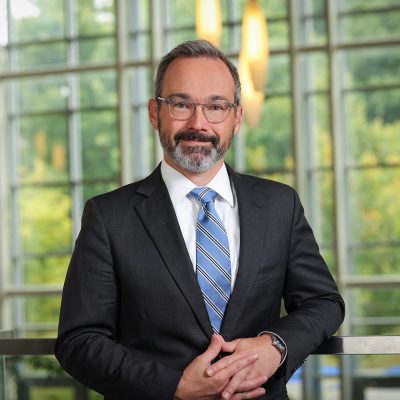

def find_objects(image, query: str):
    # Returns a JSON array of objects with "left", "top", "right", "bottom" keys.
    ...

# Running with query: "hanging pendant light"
[
  {"left": 239, "top": 52, "right": 264, "bottom": 128},
  {"left": 195, "top": 0, "right": 222, "bottom": 47},
  {"left": 242, "top": 0, "right": 269, "bottom": 92}
]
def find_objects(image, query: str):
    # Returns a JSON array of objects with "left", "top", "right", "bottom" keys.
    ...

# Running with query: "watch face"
[{"left": 272, "top": 335, "right": 285, "bottom": 353}]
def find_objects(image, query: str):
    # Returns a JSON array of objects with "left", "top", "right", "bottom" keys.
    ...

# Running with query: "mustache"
[{"left": 174, "top": 131, "right": 219, "bottom": 146}]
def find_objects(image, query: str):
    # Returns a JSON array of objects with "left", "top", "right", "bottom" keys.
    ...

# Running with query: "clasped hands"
[{"left": 174, "top": 333, "right": 282, "bottom": 400}]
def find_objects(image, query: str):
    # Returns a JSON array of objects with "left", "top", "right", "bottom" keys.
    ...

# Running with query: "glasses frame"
[{"left": 156, "top": 96, "right": 238, "bottom": 123}]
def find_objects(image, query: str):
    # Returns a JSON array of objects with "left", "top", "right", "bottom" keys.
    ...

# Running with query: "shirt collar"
[{"left": 161, "top": 160, "right": 235, "bottom": 207}]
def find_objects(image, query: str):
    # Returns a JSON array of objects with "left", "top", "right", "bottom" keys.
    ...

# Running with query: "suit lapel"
[
  {"left": 132, "top": 166, "right": 213, "bottom": 337},
  {"left": 221, "top": 167, "right": 269, "bottom": 339}
]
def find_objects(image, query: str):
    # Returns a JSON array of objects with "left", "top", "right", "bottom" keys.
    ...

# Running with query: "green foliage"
[
  {"left": 77, "top": 0, "right": 115, "bottom": 36},
  {"left": 244, "top": 96, "right": 293, "bottom": 173},
  {"left": 81, "top": 110, "right": 120, "bottom": 179},
  {"left": 11, "top": 0, "right": 116, "bottom": 70},
  {"left": 13, "top": 0, "right": 65, "bottom": 42},
  {"left": 343, "top": 0, "right": 400, "bottom": 9},
  {"left": 347, "top": 99, "right": 400, "bottom": 246},
  {"left": 20, "top": 184, "right": 72, "bottom": 255}
]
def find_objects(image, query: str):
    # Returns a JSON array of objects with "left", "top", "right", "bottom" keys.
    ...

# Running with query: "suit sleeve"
[
  {"left": 55, "top": 199, "right": 182, "bottom": 399},
  {"left": 266, "top": 189, "right": 345, "bottom": 382}
]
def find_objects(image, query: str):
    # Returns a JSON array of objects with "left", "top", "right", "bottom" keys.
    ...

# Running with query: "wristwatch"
[{"left": 270, "top": 334, "right": 286, "bottom": 361}]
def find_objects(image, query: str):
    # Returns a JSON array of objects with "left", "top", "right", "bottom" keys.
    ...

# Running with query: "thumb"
[
  {"left": 220, "top": 338, "right": 241, "bottom": 353},
  {"left": 201, "top": 334, "right": 222, "bottom": 364}
]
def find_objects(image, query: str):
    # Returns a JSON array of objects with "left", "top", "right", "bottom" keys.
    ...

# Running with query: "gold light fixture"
[
  {"left": 241, "top": 0, "right": 269, "bottom": 92},
  {"left": 239, "top": 52, "right": 264, "bottom": 128},
  {"left": 195, "top": 0, "right": 222, "bottom": 47}
]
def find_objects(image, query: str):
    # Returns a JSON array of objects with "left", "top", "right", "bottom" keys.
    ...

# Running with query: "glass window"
[
  {"left": 299, "top": 0, "right": 327, "bottom": 45},
  {"left": 339, "top": 0, "right": 400, "bottom": 42},
  {"left": 18, "top": 116, "right": 69, "bottom": 183},
  {"left": 128, "top": 0, "right": 150, "bottom": 60},
  {"left": 14, "top": 43, "right": 67, "bottom": 71},
  {"left": 343, "top": 47, "right": 400, "bottom": 88},
  {"left": 244, "top": 96, "right": 293, "bottom": 174},
  {"left": 349, "top": 168, "right": 400, "bottom": 243},
  {"left": 10, "top": 0, "right": 65, "bottom": 42},
  {"left": 17, "top": 76, "right": 69, "bottom": 113},
  {"left": 81, "top": 110, "right": 119, "bottom": 180},
  {"left": 18, "top": 186, "right": 72, "bottom": 255},
  {"left": 79, "top": 37, "right": 115, "bottom": 63},
  {"left": 77, "top": 0, "right": 115, "bottom": 35},
  {"left": 267, "top": 54, "right": 290, "bottom": 94},
  {"left": 1, "top": 0, "right": 120, "bottom": 337},
  {"left": 1, "top": 1, "right": 400, "bottom": 399}
]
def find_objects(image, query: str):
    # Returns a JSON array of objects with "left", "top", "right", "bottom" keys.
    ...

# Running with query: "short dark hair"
[{"left": 155, "top": 39, "right": 241, "bottom": 105}]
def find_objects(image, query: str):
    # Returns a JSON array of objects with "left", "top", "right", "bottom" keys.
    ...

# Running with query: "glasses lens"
[
  {"left": 169, "top": 99, "right": 193, "bottom": 120},
  {"left": 203, "top": 102, "right": 231, "bottom": 123}
]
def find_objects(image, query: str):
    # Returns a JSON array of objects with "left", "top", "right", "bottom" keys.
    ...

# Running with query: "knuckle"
[
  {"left": 213, "top": 375, "right": 226, "bottom": 388},
  {"left": 235, "top": 358, "right": 249, "bottom": 371}
]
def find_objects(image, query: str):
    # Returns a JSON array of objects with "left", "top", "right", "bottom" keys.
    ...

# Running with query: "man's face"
[{"left": 149, "top": 57, "right": 242, "bottom": 174}]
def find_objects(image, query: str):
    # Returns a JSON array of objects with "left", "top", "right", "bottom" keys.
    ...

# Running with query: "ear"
[
  {"left": 233, "top": 104, "right": 243, "bottom": 136},
  {"left": 148, "top": 98, "right": 159, "bottom": 130}
]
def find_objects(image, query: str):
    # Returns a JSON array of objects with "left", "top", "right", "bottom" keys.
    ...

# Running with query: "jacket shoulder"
[
  {"left": 92, "top": 181, "right": 141, "bottom": 203},
  {"left": 89, "top": 166, "right": 163, "bottom": 210}
]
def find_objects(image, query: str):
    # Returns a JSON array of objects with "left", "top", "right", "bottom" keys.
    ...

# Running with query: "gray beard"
[
  {"left": 167, "top": 144, "right": 222, "bottom": 172},
  {"left": 159, "top": 130, "right": 233, "bottom": 173}
]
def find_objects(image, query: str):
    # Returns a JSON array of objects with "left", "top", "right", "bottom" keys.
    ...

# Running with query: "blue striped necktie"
[{"left": 190, "top": 187, "right": 231, "bottom": 333}]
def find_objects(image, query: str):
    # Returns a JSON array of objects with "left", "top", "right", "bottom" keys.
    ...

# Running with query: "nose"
[{"left": 187, "top": 105, "right": 208, "bottom": 131}]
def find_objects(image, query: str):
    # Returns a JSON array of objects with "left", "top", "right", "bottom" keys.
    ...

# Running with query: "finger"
[
  {"left": 212, "top": 355, "right": 259, "bottom": 395},
  {"left": 201, "top": 334, "right": 223, "bottom": 364},
  {"left": 220, "top": 368, "right": 249, "bottom": 400},
  {"left": 235, "top": 374, "right": 269, "bottom": 392},
  {"left": 221, "top": 368, "right": 268, "bottom": 399},
  {"left": 206, "top": 351, "right": 257, "bottom": 377},
  {"left": 229, "top": 387, "right": 266, "bottom": 400},
  {"left": 220, "top": 338, "right": 241, "bottom": 353}
]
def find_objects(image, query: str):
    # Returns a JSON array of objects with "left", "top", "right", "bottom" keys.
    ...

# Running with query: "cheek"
[
  {"left": 159, "top": 118, "right": 187, "bottom": 136},
  {"left": 219, "top": 122, "right": 237, "bottom": 141}
]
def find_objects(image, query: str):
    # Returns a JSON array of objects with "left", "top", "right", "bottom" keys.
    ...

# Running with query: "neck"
[{"left": 164, "top": 157, "right": 224, "bottom": 186}]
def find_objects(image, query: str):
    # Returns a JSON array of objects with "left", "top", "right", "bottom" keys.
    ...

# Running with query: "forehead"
[{"left": 161, "top": 56, "right": 235, "bottom": 101}]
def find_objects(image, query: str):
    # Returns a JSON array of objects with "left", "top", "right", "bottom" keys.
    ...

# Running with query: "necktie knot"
[{"left": 190, "top": 187, "right": 219, "bottom": 205}]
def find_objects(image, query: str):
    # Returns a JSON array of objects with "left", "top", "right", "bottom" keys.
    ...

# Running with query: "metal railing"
[
  {"left": 0, "top": 336, "right": 400, "bottom": 355},
  {"left": 1, "top": 336, "right": 399, "bottom": 400}
]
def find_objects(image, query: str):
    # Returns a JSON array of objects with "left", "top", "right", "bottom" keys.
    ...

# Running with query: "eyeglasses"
[{"left": 157, "top": 96, "right": 237, "bottom": 123}]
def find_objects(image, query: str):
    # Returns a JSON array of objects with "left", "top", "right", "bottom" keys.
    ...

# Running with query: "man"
[{"left": 55, "top": 40, "right": 344, "bottom": 400}]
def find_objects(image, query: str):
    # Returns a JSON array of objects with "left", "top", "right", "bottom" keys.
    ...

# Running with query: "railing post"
[
  {"left": 0, "top": 331, "right": 12, "bottom": 400},
  {"left": 0, "top": 354, "right": 4, "bottom": 400},
  {"left": 302, "top": 355, "right": 321, "bottom": 400}
]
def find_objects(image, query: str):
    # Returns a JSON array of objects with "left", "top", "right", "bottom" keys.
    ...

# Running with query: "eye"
[
  {"left": 171, "top": 100, "right": 191, "bottom": 110},
  {"left": 208, "top": 102, "right": 228, "bottom": 111}
]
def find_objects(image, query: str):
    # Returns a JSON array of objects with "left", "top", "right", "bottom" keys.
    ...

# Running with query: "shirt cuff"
[{"left": 258, "top": 330, "right": 287, "bottom": 367}]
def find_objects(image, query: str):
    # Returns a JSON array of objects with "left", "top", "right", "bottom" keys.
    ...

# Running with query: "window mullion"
[
  {"left": 150, "top": 0, "right": 166, "bottom": 164},
  {"left": 66, "top": 0, "right": 83, "bottom": 240},
  {"left": 0, "top": 78, "right": 11, "bottom": 330},
  {"left": 7, "top": 0, "right": 24, "bottom": 332},
  {"left": 327, "top": 0, "right": 353, "bottom": 398},
  {"left": 116, "top": 0, "right": 132, "bottom": 185},
  {"left": 289, "top": 0, "right": 307, "bottom": 202}
]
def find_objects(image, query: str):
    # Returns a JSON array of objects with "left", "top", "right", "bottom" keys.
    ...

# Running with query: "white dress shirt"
[{"left": 161, "top": 160, "right": 240, "bottom": 288}]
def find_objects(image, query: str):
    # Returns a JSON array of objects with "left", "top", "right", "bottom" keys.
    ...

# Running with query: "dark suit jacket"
[{"left": 55, "top": 164, "right": 344, "bottom": 400}]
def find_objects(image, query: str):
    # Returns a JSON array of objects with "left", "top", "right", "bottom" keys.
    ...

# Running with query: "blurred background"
[{"left": 0, "top": 0, "right": 399, "bottom": 399}]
